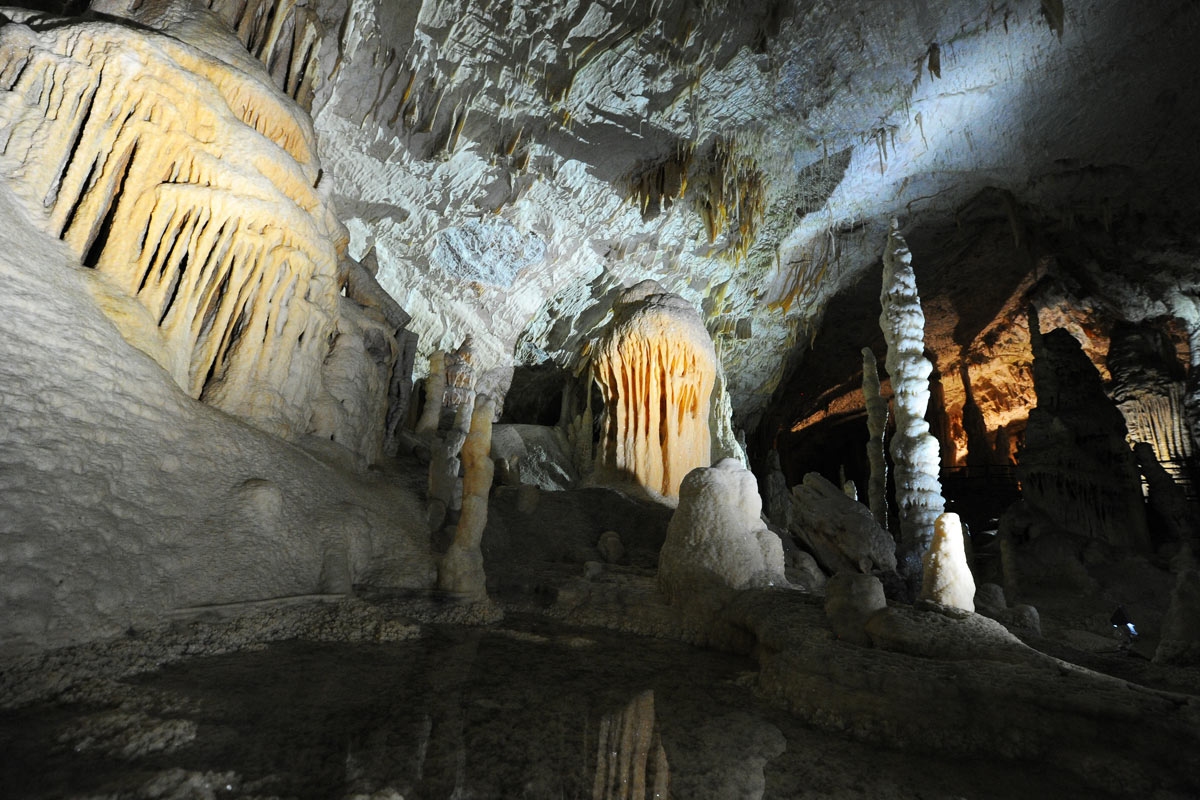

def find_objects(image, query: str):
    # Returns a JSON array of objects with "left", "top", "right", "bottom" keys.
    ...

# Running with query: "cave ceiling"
[
  {"left": 16, "top": 0, "right": 1199, "bottom": 430},
  {"left": 306, "top": 0, "right": 1200, "bottom": 429}
]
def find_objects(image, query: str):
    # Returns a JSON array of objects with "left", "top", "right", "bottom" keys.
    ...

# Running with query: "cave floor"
[{"left": 0, "top": 604, "right": 1128, "bottom": 800}]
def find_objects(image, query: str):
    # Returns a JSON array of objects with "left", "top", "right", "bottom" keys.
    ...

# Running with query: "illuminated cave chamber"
[{"left": 3, "top": 0, "right": 1200, "bottom": 796}]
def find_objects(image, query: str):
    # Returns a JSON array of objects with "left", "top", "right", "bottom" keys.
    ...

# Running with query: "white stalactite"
[{"left": 879, "top": 220, "right": 944, "bottom": 558}]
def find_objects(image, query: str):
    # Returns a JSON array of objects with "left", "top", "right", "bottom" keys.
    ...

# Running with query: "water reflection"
[
  {"left": 592, "top": 689, "right": 668, "bottom": 799},
  {"left": 0, "top": 616, "right": 1104, "bottom": 799}
]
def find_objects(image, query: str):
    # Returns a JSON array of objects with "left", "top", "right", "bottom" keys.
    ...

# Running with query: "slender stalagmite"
[
  {"left": 439, "top": 393, "right": 496, "bottom": 598},
  {"left": 879, "top": 220, "right": 944, "bottom": 571},
  {"left": 861, "top": 346, "right": 889, "bottom": 530},
  {"left": 415, "top": 351, "right": 447, "bottom": 436}
]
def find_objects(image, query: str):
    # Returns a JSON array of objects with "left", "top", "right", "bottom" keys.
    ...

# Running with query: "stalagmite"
[
  {"left": 879, "top": 220, "right": 944, "bottom": 564},
  {"left": 658, "top": 459, "right": 786, "bottom": 605},
  {"left": 920, "top": 513, "right": 976, "bottom": 612},
  {"left": 439, "top": 394, "right": 496, "bottom": 599},
  {"left": 592, "top": 280, "right": 717, "bottom": 499},
  {"left": 415, "top": 351, "right": 448, "bottom": 436},
  {"left": 444, "top": 335, "right": 478, "bottom": 413},
  {"left": 763, "top": 449, "right": 793, "bottom": 530},
  {"left": 428, "top": 398, "right": 472, "bottom": 532}
]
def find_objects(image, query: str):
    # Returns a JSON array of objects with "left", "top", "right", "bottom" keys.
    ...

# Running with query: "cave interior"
[{"left": 2, "top": 0, "right": 1200, "bottom": 797}]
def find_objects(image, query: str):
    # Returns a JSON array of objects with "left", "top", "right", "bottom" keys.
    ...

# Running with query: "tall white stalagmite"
[
  {"left": 879, "top": 220, "right": 944, "bottom": 562},
  {"left": 861, "top": 347, "right": 889, "bottom": 530}
]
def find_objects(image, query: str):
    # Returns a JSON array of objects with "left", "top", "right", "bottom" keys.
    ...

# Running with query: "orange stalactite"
[{"left": 592, "top": 281, "right": 716, "bottom": 499}]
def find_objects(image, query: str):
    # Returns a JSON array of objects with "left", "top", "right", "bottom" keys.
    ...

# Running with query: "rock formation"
[
  {"left": 1108, "top": 321, "right": 1194, "bottom": 492},
  {"left": 763, "top": 449, "right": 793, "bottom": 530},
  {"left": 443, "top": 335, "right": 478, "bottom": 413},
  {"left": 861, "top": 347, "right": 890, "bottom": 530},
  {"left": 919, "top": 513, "right": 976, "bottom": 612},
  {"left": 824, "top": 572, "right": 887, "bottom": 646},
  {"left": 438, "top": 393, "right": 496, "bottom": 599},
  {"left": 415, "top": 350, "right": 448, "bottom": 437},
  {"left": 658, "top": 459, "right": 786, "bottom": 605},
  {"left": 879, "top": 220, "right": 944, "bottom": 563},
  {"left": 1019, "top": 311, "right": 1151, "bottom": 550},
  {"left": 592, "top": 280, "right": 717, "bottom": 499},
  {"left": 0, "top": 1, "right": 412, "bottom": 463},
  {"left": 789, "top": 472, "right": 897, "bottom": 575}
]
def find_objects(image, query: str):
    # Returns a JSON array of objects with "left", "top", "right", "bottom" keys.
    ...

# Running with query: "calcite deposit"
[
  {"left": 592, "top": 280, "right": 717, "bottom": 499},
  {"left": 919, "top": 513, "right": 976, "bottom": 612},
  {"left": 657, "top": 459, "right": 786, "bottom": 604},
  {"left": 3, "top": 0, "right": 1200, "bottom": 796},
  {"left": 879, "top": 221, "right": 944, "bottom": 561}
]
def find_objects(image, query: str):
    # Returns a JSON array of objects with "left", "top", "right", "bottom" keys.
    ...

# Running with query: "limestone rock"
[
  {"left": 597, "top": 531, "right": 624, "bottom": 564},
  {"left": 785, "top": 550, "right": 827, "bottom": 593},
  {"left": 763, "top": 450, "right": 793, "bottom": 530},
  {"left": 490, "top": 424, "right": 577, "bottom": 491},
  {"left": 0, "top": 8, "right": 384, "bottom": 448},
  {"left": 865, "top": 603, "right": 1033, "bottom": 663},
  {"left": 823, "top": 573, "right": 886, "bottom": 646},
  {"left": 974, "top": 582, "right": 1007, "bottom": 616},
  {"left": 919, "top": 513, "right": 976, "bottom": 612},
  {"left": 789, "top": 472, "right": 897, "bottom": 575},
  {"left": 439, "top": 394, "right": 497, "bottom": 599},
  {"left": 0, "top": 185, "right": 435, "bottom": 652},
  {"left": 657, "top": 459, "right": 786, "bottom": 605},
  {"left": 1155, "top": 567, "right": 1200, "bottom": 665},
  {"left": 1019, "top": 318, "right": 1151, "bottom": 550}
]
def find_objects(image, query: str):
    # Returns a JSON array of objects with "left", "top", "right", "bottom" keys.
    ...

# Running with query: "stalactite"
[
  {"left": 204, "top": 0, "right": 325, "bottom": 111},
  {"left": 565, "top": 368, "right": 595, "bottom": 478},
  {"left": 1108, "top": 321, "right": 1194, "bottom": 493},
  {"left": 861, "top": 346, "right": 889, "bottom": 530},
  {"left": 0, "top": 12, "right": 368, "bottom": 442},
  {"left": 592, "top": 280, "right": 717, "bottom": 499},
  {"left": 879, "top": 220, "right": 944, "bottom": 563},
  {"left": 439, "top": 394, "right": 496, "bottom": 599},
  {"left": 443, "top": 335, "right": 477, "bottom": 413},
  {"left": 428, "top": 396, "right": 473, "bottom": 532}
]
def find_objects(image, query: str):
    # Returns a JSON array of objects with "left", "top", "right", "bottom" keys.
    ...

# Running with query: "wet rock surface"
[{"left": 0, "top": 603, "right": 1121, "bottom": 800}]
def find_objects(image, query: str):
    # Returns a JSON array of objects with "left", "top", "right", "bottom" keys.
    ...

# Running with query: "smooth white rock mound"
[
  {"left": 658, "top": 459, "right": 786, "bottom": 604},
  {"left": 920, "top": 513, "right": 976, "bottom": 612}
]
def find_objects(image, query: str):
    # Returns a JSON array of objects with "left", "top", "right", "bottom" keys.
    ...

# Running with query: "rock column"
[
  {"left": 438, "top": 394, "right": 496, "bottom": 599},
  {"left": 879, "top": 220, "right": 944, "bottom": 566}
]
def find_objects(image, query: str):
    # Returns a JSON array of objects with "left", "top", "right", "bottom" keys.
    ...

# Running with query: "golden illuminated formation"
[
  {"left": 592, "top": 280, "right": 717, "bottom": 498},
  {"left": 0, "top": 9, "right": 346, "bottom": 439}
]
